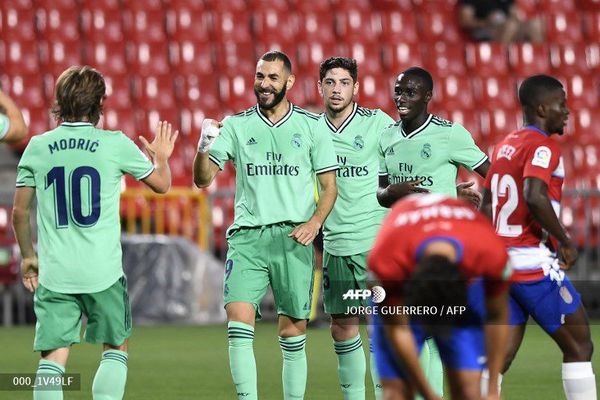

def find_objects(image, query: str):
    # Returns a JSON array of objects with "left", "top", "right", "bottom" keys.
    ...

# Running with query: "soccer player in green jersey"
[
  {"left": 12, "top": 66, "right": 178, "bottom": 400},
  {"left": 193, "top": 51, "right": 338, "bottom": 400},
  {"left": 376, "top": 67, "right": 489, "bottom": 398},
  {"left": 316, "top": 57, "right": 395, "bottom": 400},
  {"left": 0, "top": 89, "right": 28, "bottom": 143}
]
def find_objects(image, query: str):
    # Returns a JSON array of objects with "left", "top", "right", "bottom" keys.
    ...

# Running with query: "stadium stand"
[{"left": 1, "top": 0, "right": 599, "bottom": 256}]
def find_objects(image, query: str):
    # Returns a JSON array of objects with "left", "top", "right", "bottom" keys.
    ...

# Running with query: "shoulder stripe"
[
  {"left": 232, "top": 106, "right": 256, "bottom": 117},
  {"left": 293, "top": 107, "right": 320, "bottom": 120}
]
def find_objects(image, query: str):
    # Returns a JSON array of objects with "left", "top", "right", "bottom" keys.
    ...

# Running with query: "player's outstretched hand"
[
  {"left": 558, "top": 240, "right": 578, "bottom": 270},
  {"left": 457, "top": 181, "right": 482, "bottom": 208},
  {"left": 21, "top": 256, "right": 38, "bottom": 293},
  {"left": 387, "top": 179, "right": 429, "bottom": 200},
  {"left": 289, "top": 218, "right": 321, "bottom": 246},
  {"left": 139, "top": 120, "right": 179, "bottom": 162},
  {"left": 197, "top": 119, "right": 223, "bottom": 153}
]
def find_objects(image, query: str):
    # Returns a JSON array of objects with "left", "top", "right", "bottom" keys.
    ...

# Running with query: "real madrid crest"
[
  {"left": 291, "top": 133, "right": 302, "bottom": 149},
  {"left": 353, "top": 135, "right": 364, "bottom": 150},
  {"left": 421, "top": 143, "right": 432, "bottom": 159}
]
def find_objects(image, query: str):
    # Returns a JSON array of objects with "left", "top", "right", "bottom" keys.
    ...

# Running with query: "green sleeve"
[
  {"left": 311, "top": 121, "right": 339, "bottom": 174},
  {"left": 376, "top": 112, "right": 394, "bottom": 176},
  {"left": 208, "top": 117, "right": 235, "bottom": 170},
  {"left": 0, "top": 114, "right": 9, "bottom": 140},
  {"left": 448, "top": 123, "right": 488, "bottom": 171},
  {"left": 16, "top": 139, "right": 36, "bottom": 187},
  {"left": 119, "top": 134, "right": 155, "bottom": 180}
]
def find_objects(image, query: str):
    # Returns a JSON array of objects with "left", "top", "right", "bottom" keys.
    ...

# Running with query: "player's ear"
[
  {"left": 353, "top": 81, "right": 359, "bottom": 97},
  {"left": 317, "top": 79, "right": 323, "bottom": 97},
  {"left": 424, "top": 90, "right": 433, "bottom": 103},
  {"left": 286, "top": 73, "right": 295, "bottom": 91}
]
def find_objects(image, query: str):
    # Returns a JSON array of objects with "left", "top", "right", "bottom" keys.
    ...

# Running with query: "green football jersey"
[
  {"left": 378, "top": 114, "right": 487, "bottom": 197},
  {"left": 209, "top": 104, "right": 338, "bottom": 234},
  {"left": 16, "top": 122, "right": 154, "bottom": 294},
  {"left": 0, "top": 114, "right": 9, "bottom": 140},
  {"left": 320, "top": 104, "right": 394, "bottom": 256}
]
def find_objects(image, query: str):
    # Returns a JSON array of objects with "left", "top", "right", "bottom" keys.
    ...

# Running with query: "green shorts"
[
  {"left": 323, "top": 251, "right": 368, "bottom": 315},
  {"left": 33, "top": 276, "right": 132, "bottom": 352},
  {"left": 223, "top": 223, "right": 315, "bottom": 320}
]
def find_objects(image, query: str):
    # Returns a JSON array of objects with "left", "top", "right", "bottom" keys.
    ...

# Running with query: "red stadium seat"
[
  {"left": 330, "top": 0, "right": 371, "bottom": 11},
  {"left": 479, "top": 107, "right": 520, "bottom": 145},
  {"left": 121, "top": 0, "right": 163, "bottom": 12},
  {"left": 583, "top": 11, "right": 600, "bottom": 42},
  {"left": 377, "top": 11, "right": 419, "bottom": 44},
  {"left": 297, "top": 42, "right": 337, "bottom": 76},
  {"left": 381, "top": 42, "right": 423, "bottom": 74},
  {"left": 433, "top": 75, "right": 475, "bottom": 111},
  {"left": 335, "top": 42, "right": 382, "bottom": 75},
  {"left": 168, "top": 0, "right": 206, "bottom": 11},
  {"left": 103, "top": 74, "right": 134, "bottom": 110},
  {"left": 412, "top": 0, "right": 458, "bottom": 13},
  {"left": 579, "top": 0, "right": 600, "bottom": 10},
  {"left": 538, "top": 0, "right": 576, "bottom": 12},
  {"left": 357, "top": 75, "right": 393, "bottom": 108},
  {"left": 335, "top": 10, "right": 378, "bottom": 43},
  {"left": 423, "top": 42, "right": 467, "bottom": 78},
  {"left": 297, "top": 13, "right": 336, "bottom": 46},
  {"left": 210, "top": 11, "right": 252, "bottom": 44},
  {"left": 101, "top": 108, "right": 137, "bottom": 139},
  {"left": 1, "top": 73, "right": 46, "bottom": 109},
  {"left": 1, "top": 8, "right": 36, "bottom": 41},
  {"left": 1, "top": 0, "right": 33, "bottom": 10},
  {"left": 135, "top": 107, "right": 180, "bottom": 140},
  {"left": 288, "top": 0, "right": 331, "bottom": 13},
  {"left": 214, "top": 42, "right": 256, "bottom": 76},
  {"left": 36, "top": 8, "right": 80, "bottom": 41},
  {"left": 169, "top": 41, "right": 214, "bottom": 76},
  {"left": 252, "top": 10, "right": 297, "bottom": 47},
  {"left": 473, "top": 76, "right": 518, "bottom": 109},
  {"left": 570, "top": 108, "right": 600, "bottom": 144},
  {"left": 218, "top": 73, "right": 257, "bottom": 113},
  {"left": 508, "top": 43, "right": 551, "bottom": 76},
  {"left": 254, "top": 41, "right": 298, "bottom": 61},
  {"left": 288, "top": 75, "right": 320, "bottom": 107},
  {"left": 550, "top": 44, "right": 591, "bottom": 75},
  {"left": 80, "top": 0, "right": 120, "bottom": 11},
  {"left": 176, "top": 75, "right": 220, "bottom": 111},
  {"left": 180, "top": 107, "right": 223, "bottom": 145},
  {"left": 3, "top": 40, "right": 40, "bottom": 75},
  {"left": 39, "top": 40, "right": 83, "bottom": 78},
  {"left": 204, "top": 0, "right": 247, "bottom": 12},
  {"left": 465, "top": 42, "right": 509, "bottom": 77},
  {"left": 545, "top": 12, "right": 583, "bottom": 44},
  {"left": 247, "top": 0, "right": 290, "bottom": 11},
  {"left": 126, "top": 41, "right": 170, "bottom": 76},
  {"left": 21, "top": 106, "right": 51, "bottom": 136},
  {"left": 133, "top": 75, "right": 177, "bottom": 111},
  {"left": 122, "top": 9, "right": 167, "bottom": 43},
  {"left": 370, "top": 0, "right": 414, "bottom": 11},
  {"left": 587, "top": 44, "right": 600, "bottom": 72},
  {"left": 84, "top": 41, "right": 128, "bottom": 75},
  {"left": 166, "top": 8, "right": 210, "bottom": 43},
  {"left": 81, "top": 8, "right": 125, "bottom": 43},
  {"left": 558, "top": 74, "right": 599, "bottom": 109},
  {"left": 418, "top": 12, "right": 463, "bottom": 44}
]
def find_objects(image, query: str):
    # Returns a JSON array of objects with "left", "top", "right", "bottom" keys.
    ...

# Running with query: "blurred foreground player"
[
  {"left": 369, "top": 194, "right": 511, "bottom": 400},
  {"left": 12, "top": 66, "right": 178, "bottom": 400},
  {"left": 482, "top": 74, "right": 596, "bottom": 399},
  {"left": 0, "top": 88, "right": 28, "bottom": 143},
  {"left": 193, "top": 51, "right": 338, "bottom": 400}
]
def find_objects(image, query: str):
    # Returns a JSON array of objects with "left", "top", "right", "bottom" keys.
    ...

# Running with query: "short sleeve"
[
  {"left": 522, "top": 140, "right": 561, "bottom": 185},
  {"left": 311, "top": 122, "right": 339, "bottom": 174},
  {"left": 208, "top": 117, "right": 235, "bottom": 170},
  {"left": 0, "top": 114, "right": 10, "bottom": 140},
  {"left": 378, "top": 136, "right": 389, "bottom": 176},
  {"left": 119, "top": 135, "right": 154, "bottom": 180},
  {"left": 448, "top": 123, "right": 488, "bottom": 171},
  {"left": 16, "top": 140, "right": 36, "bottom": 187}
]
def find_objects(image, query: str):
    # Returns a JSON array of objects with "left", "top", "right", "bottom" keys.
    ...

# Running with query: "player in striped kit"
[{"left": 482, "top": 74, "right": 596, "bottom": 399}]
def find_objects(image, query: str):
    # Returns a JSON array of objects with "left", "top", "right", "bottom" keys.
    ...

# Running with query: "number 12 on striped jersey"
[{"left": 490, "top": 173, "right": 522, "bottom": 237}]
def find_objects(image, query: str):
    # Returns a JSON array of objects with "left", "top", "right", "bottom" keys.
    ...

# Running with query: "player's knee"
[{"left": 330, "top": 316, "right": 359, "bottom": 341}]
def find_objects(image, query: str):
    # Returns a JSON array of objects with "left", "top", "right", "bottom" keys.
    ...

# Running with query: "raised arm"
[
  {"left": 193, "top": 119, "right": 222, "bottom": 188},
  {"left": 289, "top": 170, "right": 337, "bottom": 246},
  {"left": 0, "top": 90, "right": 28, "bottom": 143},
  {"left": 139, "top": 121, "right": 179, "bottom": 194}
]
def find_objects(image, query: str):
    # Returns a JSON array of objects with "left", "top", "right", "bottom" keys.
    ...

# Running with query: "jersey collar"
[
  {"left": 525, "top": 125, "right": 549, "bottom": 136},
  {"left": 325, "top": 102, "right": 358, "bottom": 134},
  {"left": 61, "top": 122, "right": 93, "bottom": 127},
  {"left": 256, "top": 103, "right": 294, "bottom": 128},
  {"left": 415, "top": 236, "right": 465, "bottom": 264},
  {"left": 400, "top": 114, "right": 432, "bottom": 139}
]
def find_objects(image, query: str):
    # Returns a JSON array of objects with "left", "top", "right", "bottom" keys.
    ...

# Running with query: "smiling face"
[
  {"left": 542, "top": 88, "right": 569, "bottom": 135},
  {"left": 393, "top": 73, "right": 432, "bottom": 122},
  {"left": 318, "top": 67, "right": 358, "bottom": 114},
  {"left": 254, "top": 59, "right": 292, "bottom": 110}
]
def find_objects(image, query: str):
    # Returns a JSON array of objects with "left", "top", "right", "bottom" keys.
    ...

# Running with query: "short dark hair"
[
  {"left": 518, "top": 74, "right": 564, "bottom": 109},
  {"left": 404, "top": 254, "right": 467, "bottom": 331},
  {"left": 259, "top": 51, "right": 292, "bottom": 74},
  {"left": 51, "top": 66, "right": 106, "bottom": 125},
  {"left": 319, "top": 57, "right": 358, "bottom": 82},
  {"left": 402, "top": 67, "right": 434, "bottom": 92}
]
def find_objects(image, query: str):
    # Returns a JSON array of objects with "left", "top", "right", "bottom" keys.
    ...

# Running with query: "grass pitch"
[{"left": 1, "top": 322, "right": 599, "bottom": 399}]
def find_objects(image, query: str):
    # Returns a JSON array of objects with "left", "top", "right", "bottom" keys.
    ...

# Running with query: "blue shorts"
[
  {"left": 371, "top": 280, "right": 487, "bottom": 380},
  {"left": 509, "top": 274, "right": 581, "bottom": 334}
]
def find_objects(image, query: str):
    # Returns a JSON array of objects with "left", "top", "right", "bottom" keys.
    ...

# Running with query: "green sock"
[
  {"left": 34, "top": 359, "right": 64, "bottom": 400},
  {"left": 279, "top": 335, "right": 307, "bottom": 400},
  {"left": 334, "top": 335, "right": 365, "bottom": 399},
  {"left": 92, "top": 350, "right": 128, "bottom": 400},
  {"left": 368, "top": 341, "right": 383, "bottom": 400},
  {"left": 228, "top": 321, "right": 257, "bottom": 400},
  {"left": 426, "top": 339, "right": 444, "bottom": 396}
]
